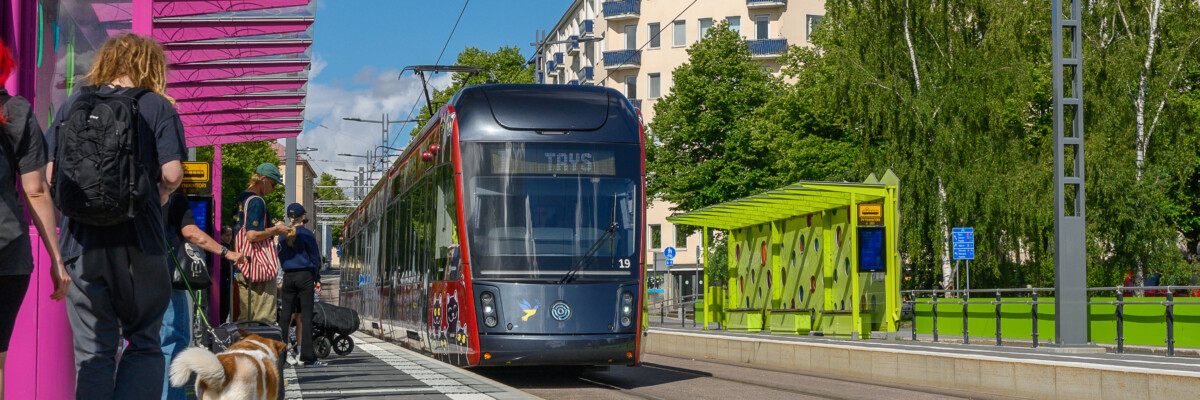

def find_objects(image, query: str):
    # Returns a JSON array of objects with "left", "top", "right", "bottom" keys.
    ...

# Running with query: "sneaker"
[
  {"left": 302, "top": 360, "right": 327, "bottom": 368},
  {"left": 286, "top": 354, "right": 299, "bottom": 366}
]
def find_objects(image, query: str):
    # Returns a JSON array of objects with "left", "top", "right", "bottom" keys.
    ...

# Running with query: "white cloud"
[
  {"left": 309, "top": 53, "right": 328, "bottom": 80},
  {"left": 298, "top": 66, "right": 452, "bottom": 186}
]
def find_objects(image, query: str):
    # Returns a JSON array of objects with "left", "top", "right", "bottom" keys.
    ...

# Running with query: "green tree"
[
  {"left": 196, "top": 141, "right": 285, "bottom": 228},
  {"left": 647, "top": 22, "right": 786, "bottom": 211},
  {"left": 408, "top": 46, "right": 535, "bottom": 137}
]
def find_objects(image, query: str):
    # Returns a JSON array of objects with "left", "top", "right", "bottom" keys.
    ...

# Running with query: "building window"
[
  {"left": 650, "top": 224, "right": 662, "bottom": 249},
  {"left": 648, "top": 73, "right": 661, "bottom": 98},
  {"left": 807, "top": 15, "right": 824, "bottom": 43},
  {"left": 649, "top": 23, "right": 661, "bottom": 49},
  {"left": 673, "top": 20, "right": 686, "bottom": 47},
  {"left": 699, "top": 18, "right": 713, "bottom": 39},
  {"left": 675, "top": 225, "right": 687, "bottom": 248},
  {"left": 625, "top": 75, "right": 637, "bottom": 99},
  {"left": 755, "top": 15, "right": 769, "bottom": 40},
  {"left": 726, "top": 16, "right": 741, "bottom": 36},
  {"left": 624, "top": 24, "right": 637, "bottom": 50}
]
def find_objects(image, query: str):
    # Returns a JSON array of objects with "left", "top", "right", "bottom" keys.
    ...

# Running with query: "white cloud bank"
[{"left": 296, "top": 65, "right": 452, "bottom": 186}]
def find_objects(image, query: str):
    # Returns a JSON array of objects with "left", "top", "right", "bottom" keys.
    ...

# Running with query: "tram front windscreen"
[{"left": 461, "top": 142, "right": 642, "bottom": 281}]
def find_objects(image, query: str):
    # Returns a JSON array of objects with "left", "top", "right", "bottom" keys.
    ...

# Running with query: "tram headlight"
[
  {"left": 620, "top": 291, "right": 634, "bottom": 327},
  {"left": 481, "top": 291, "right": 498, "bottom": 327}
]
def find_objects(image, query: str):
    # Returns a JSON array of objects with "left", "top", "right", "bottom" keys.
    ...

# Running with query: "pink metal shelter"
[{"left": 2, "top": 1, "right": 314, "bottom": 398}]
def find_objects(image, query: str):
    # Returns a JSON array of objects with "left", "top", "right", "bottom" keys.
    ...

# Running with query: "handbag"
[
  {"left": 235, "top": 195, "right": 280, "bottom": 283},
  {"left": 167, "top": 239, "right": 212, "bottom": 290}
]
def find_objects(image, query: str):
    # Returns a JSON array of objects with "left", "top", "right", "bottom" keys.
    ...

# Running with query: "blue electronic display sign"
[{"left": 858, "top": 227, "right": 886, "bottom": 272}]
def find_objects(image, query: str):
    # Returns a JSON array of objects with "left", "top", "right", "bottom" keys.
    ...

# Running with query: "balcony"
[
  {"left": 630, "top": 99, "right": 642, "bottom": 109},
  {"left": 747, "top": 38, "right": 788, "bottom": 58},
  {"left": 580, "top": 66, "right": 595, "bottom": 84},
  {"left": 568, "top": 79, "right": 580, "bottom": 85},
  {"left": 568, "top": 36, "right": 580, "bottom": 55},
  {"left": 603, "top": 49, "right": 641, "bottom": 70},
  {"left": 602, "top": 1, "right": 640, "bottom": 21},
  {"left": 554, "top": 53, "right": 566, "bottom": 70},
  {"left": 546, "top": 60, "right": 557, "bottom": 72},
  {"left": 580, "top": 20, "right": 596, "bottom": 39},
  {"left": 746, "top": 0, "right": 787, "bottom": 8}
]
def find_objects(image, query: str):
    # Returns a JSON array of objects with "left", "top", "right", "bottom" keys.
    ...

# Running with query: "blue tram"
[{"left": 339, "top": 84, "right": 646, "bottom": 366}]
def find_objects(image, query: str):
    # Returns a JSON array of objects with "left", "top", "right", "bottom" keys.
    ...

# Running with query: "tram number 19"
[{"left": 618, "top": 259, "right": 632, "bottom": 269}]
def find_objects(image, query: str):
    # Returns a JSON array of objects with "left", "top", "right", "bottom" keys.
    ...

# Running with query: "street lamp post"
[{"left": 284, "top": 143, "right": 318, "bottom": 206}]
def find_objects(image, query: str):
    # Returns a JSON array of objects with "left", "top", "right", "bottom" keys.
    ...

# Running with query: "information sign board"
[
  {"left": 180, "top": 161, "right": 212, "bottom": 195},
  {"left": 858, "top": 203, "right": 883, "bottom": 226},
  {"left": 952, "top": 227, "right": 974, "bottom": 260}
]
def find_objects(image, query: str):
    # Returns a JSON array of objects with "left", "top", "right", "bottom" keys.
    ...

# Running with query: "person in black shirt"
[
  {"left": 0, "top": 37, "right": 69, "bottom": 400},
  {"left": 159, "top": 193, "right": 244, "bottom": 399},
  {"left": 46, "top": 34, "right": 185, "bottom": 400}
]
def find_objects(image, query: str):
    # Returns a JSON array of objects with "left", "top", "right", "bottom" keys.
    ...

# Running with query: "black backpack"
[{"left": 52, "top": 86, "right": 150, "bottom": 226}]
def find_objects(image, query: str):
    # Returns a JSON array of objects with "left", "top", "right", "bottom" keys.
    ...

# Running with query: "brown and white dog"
[{"left": 169, "top": 330, "right": 288, "bottom": 400}]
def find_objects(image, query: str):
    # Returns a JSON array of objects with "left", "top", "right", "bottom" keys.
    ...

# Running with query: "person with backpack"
[
  {"left": 277, "top": 203, "right": 325, "bottom": 368},
  {"left": 45, "top": 33, "right": 185, "bottom": 400},
  {"left": 159, "top": 192, "right": 244, "bottom": 400},
  {"left": 233, "top": 163, "right": 290, "bottom": 323},
  {"left": 0, "top": 37, "right": 70, "bottom": 400}
]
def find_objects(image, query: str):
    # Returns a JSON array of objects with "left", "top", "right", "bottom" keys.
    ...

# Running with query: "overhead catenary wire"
[{"left": 385, "top": 0, "right": 471, "bottom": 154}]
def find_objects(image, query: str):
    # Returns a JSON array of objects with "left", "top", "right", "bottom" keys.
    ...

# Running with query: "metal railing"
[
  {"left": 648, "top": 293, "right": 704, "bottom": 328},
  {"left": 902, "top": 286, "right": 1200, "bottom": 356},
  {"left": 602, "top": 1, "right": 640, "bottom": 17}
]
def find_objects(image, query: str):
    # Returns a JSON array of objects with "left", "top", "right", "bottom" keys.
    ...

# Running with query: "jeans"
[
  {"left": 65, "top": 245, "right": 170, "bottom": 400},
  {"left": 159, "top": 289, "right": 190, "bottom": 400}
]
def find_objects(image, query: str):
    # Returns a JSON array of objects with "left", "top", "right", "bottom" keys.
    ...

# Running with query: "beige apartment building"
[{"left": 535, "top": 0, "right": 826, "bottom": 302}]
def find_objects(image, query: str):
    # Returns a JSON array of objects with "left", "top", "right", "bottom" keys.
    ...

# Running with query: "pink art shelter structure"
[{"left": 1, "top": 1, "right": 314, "bottom": 398}]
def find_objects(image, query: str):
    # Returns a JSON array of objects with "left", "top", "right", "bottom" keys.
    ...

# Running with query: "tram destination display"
[{"left": 489, "top": 148, "right": 616, "bottom": 176}]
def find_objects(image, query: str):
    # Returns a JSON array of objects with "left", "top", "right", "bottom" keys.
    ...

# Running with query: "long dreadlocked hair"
[
  {"left": 0, "top": 37, "right": 16, "bottom": 124},
  {"left": 81, "top": 33, "right": 175, "bottom": 105}
]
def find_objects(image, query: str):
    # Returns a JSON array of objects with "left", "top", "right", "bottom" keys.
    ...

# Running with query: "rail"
[
  {"left": 901, "top": 286, "right": 1200, "bottom": 356},
  {"left": 647, "top": 294, "right": 704, "bottom": 328}
]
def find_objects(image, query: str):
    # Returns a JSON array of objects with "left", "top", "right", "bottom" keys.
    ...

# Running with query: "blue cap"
[{"left": 286, "top": 203, "right": 307, "bottom": 219}]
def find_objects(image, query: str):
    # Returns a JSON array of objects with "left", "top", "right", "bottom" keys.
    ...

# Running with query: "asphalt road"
[{"left": 473, "top": 353, "right": 1014, "bottom": 400}]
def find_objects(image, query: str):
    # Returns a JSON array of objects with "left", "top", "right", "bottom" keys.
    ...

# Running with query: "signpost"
[
  {"left": 179, "top": 161, "right": 212, "bottom": 195},
  {"left": 952, "top": 228, "right": 974, "bottom": 298},
  {"left": 664, "top": 247, "right": 676, "bottom": 267}
]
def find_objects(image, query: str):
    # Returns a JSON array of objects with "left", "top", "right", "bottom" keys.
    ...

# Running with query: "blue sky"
[{"left": 301, "top": 0, "right": 573, "bottom": 180}]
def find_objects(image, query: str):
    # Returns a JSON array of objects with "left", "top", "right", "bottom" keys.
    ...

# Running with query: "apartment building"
[{"left": 534, "top": 0, "right": 826, "bottom": 300}]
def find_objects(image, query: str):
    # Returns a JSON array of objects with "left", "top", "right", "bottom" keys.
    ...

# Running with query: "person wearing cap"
[
  {"left": 233, "top": 163, "right": 290, "bottom": 323},
  {"left": 277, "top": 203, "right": 324, "bottom": 368}
]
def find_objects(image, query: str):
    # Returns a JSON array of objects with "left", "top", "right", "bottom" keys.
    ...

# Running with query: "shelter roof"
[
  {"left": 93, "top": 1, "right": 316, "bottom": 147},
  {"left": 667, "top": 181, "right": 894, "bottom": 231}
]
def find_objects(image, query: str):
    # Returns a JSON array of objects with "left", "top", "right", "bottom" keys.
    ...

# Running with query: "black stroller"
[{"left": 310, "top": 301, "right": 360, "bottom": 358}]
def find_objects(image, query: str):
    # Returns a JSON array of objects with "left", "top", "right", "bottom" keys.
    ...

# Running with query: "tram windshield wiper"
[{"left": 559, "top": 194, "right": 620, "bottom": 284}]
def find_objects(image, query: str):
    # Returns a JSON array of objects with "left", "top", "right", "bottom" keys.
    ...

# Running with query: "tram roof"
[{"left": 667, "top": 177, "right": 898, "bottom": 231}]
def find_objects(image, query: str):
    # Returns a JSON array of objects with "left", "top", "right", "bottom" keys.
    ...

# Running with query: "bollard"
[
  {"left": 1166, "top": 291, "right": 1175, "bottom": 357},
  {"left": 1031, "top": 291, "right": 1039, "bottom": 348},
  {"left": 963, "top": 295, "right": 970, "bottom": 345},
  {"left": 932, "top": 291, "right": 939, "bottom": 343},
  {"left": 680, "top": 301, "right": 685, "bottom": 328},
  {"left": 661, "top": 303, "right": 665, "bottom": 324},
  {"left": 910, "top": 298, "right": 917, "bottom": 341},
  {"left": 995, "top": 291, "right": 1002, "bottom": 346},
  {"left": 1116, "top": 289, "right": 1124, "bottom": 354}
]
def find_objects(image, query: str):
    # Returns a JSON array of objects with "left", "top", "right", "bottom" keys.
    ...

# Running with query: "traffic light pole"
[{"left": 1052, "top": 0, "right": 1089, "bottom": 348}]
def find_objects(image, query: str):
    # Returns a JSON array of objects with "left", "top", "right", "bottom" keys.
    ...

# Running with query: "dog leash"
[{"left": 165, "top": 239, "right": 225, "bottom": 349}]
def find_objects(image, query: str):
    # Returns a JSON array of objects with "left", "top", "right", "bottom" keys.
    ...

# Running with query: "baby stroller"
[{"left": 310, "top": 301, "right": 360, "bottom": 358}]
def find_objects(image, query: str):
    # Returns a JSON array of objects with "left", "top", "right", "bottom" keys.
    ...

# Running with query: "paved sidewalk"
[{"left": 286, "top": 333, "right": 537, "bottom": 399}]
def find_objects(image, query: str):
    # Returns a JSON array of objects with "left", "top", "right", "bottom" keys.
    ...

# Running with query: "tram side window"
[
  {"left": 436, "top": 167, "right": 460, "bottom": 281},
  {"left": 425, "top": 175, "right": 441, "bottom": 281}
]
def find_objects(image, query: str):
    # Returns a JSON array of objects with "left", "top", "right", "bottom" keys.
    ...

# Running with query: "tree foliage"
[
  {"left": 409, "top": 46, "right": 535, "bottom": 137},
  {"left": 652, "top": 2, "right": 1200, "bottom": 290},
  {"left": 197, "top": 141, "right": 285, "bottom": 228}
]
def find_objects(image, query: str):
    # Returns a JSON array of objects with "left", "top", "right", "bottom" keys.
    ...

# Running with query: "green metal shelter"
[{"left": 668, "top": 171, "right": 901, "bottom": 338}]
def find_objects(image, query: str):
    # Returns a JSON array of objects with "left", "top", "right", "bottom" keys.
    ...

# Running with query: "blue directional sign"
[
  {"left": 664, "top": 247, "right": 676, "bottom": 259},
  {"left": 952, "top": 228, "right": 974, "bottom": 260}
]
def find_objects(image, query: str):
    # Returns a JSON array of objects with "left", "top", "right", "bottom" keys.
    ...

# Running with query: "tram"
[{"left": 339, "top": 84, "right": 646, "bottom": 367}]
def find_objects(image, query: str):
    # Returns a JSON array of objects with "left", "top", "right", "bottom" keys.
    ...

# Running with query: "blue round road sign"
[{"left": 664, "top": 247, "right": 676, "bottom": 259}]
